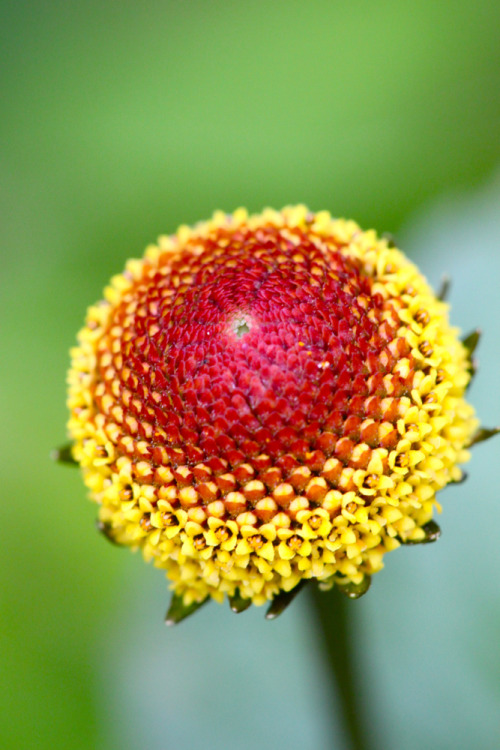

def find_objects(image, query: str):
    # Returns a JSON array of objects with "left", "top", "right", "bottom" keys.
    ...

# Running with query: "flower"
[{"left": 66, "top": 206, "right": 484, "bottom": 620}]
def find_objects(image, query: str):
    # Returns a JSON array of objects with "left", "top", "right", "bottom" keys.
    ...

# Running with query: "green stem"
[{"left": 309, "top": 586, "right": 372, "bottom": 750}]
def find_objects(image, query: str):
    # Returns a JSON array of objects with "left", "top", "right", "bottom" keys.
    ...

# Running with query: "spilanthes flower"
[{"left": 63, "top": 206, "right": 497, "bottom": 622}]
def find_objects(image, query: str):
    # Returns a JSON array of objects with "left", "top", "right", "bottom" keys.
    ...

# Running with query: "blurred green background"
[{"left": 1, "top": 1, "right": 500, "bottom": 748}]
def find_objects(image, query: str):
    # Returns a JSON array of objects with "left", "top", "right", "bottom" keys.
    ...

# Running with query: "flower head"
[{"left": 67, "top": 207, "right": 481, "bottom": 619}]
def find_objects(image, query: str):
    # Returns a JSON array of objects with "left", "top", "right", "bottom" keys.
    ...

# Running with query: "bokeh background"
[{"left": 1, "top": 2, "right": 500, "bottom": 748}]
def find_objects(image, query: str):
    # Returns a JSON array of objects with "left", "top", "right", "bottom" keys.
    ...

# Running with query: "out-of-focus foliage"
[{"left": 1, "top": 2, "right": 499, "bottom": 749}]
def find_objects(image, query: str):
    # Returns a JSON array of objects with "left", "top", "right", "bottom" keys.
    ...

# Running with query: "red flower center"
[{"left": 96, "top": 222, "right": 407, "bottom": 490}]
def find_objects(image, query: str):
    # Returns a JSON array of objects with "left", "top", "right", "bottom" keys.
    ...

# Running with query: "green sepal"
[
  {"left": 51, "top": 443, "right": 77, "bottom": 466},
  {"left": 462, "top": 328, "right": 481, "bottom": 357},
  {"left": 381, "top": 232, "right": 397, "bottom": 248},
  {"left": 449, "top": 471, "right": 468, "bottom": 485},
  {"left": 229, "top": 590, "right": 252, "bottom": 614},
  {"left": 399, "top": 519, "right": 441, "bottom": 545},
  {"left": 469, "top": 426, "right": 500, "bottom": 447},
  {"left": 467, "top": 362, "right": 478, "bottom": 386},
  {"left": 462, "top": 328, "right": 481, "bottom": 385},
  {"left": 265, "top": 580, "right": 308, "bottom": 620},
  {"left": 165, "top": 594, "right": 209, "bottom": 626},
  {"left": 437, "top": 275, "right": 451, "bottom": 301},
  {"left": 96, "top": 520, "right": 120, "bottom": 545},
  {"left": 335, "top": 575, "right": 371, "bottom": 600}
]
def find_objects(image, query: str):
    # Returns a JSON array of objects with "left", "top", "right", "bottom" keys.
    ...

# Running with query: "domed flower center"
[{"left": 96, "top": 223, "right": 395, "bottom": 475}]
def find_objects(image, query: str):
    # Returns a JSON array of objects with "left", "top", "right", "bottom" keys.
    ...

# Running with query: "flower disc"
[{"left": 68, "top": 207, "right": 477, "bottom": 607}]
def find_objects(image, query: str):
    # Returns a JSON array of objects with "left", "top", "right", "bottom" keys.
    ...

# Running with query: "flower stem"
[{"left": 309, "top": 586, "right": 372, "bottom": 750}]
